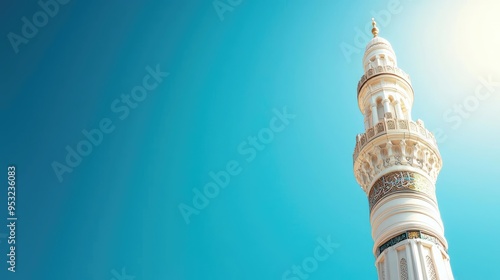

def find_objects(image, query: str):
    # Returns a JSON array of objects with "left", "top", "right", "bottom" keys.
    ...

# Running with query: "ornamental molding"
[
  {"left": 368, "top": 171, "right": 436, "bottom": 211},
  {"left": 353, "top": 117, "right": 442, "bottom": 192},
  {"left": 358, "top": 65, "right": 411, "bottom": 94},
  {"left": 376, "top": 230, "right": 446, "bottom": 257}
]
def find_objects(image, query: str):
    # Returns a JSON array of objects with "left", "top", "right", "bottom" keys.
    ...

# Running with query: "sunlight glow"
[{"left": 454, "top": 0, "right": 500, "bottom": 74}]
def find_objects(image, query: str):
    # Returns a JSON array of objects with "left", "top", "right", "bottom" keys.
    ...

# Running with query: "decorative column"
[
  {"left": 382, "top": 98, "right": 391, "bottom": 117},
  {"left": 394, "top": 99, "right": 404, "bottom": 119},
  {"left": 371, "top": 102, "right": 378, "bottom": 126},
  {"left": 352, "top": 19, "right": 454, "bottom": 280}
]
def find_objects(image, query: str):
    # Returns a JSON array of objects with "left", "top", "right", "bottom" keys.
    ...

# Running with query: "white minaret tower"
[{"left": 353, "top": 19, "right": 454, "bottom": 280}]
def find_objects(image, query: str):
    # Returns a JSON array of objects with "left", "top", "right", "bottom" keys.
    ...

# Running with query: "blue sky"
[{"left": 0, "top": 0, "right": 499, "bottom": 279}]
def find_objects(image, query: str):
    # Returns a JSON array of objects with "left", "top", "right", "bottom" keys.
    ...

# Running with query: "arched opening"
[
  {"left": 388, "top": 95, "right": 397, "bottom": 118},
  {"left": 364, "top": 107, "right": 372, "bottom": 129},
  {"left": 400, "top": 101, "right": 409, "bottom": 119},
  {"left": 376, "top": 98, "right": 384, "bottom": 122},
  {"left": 388, "top": 57, "right": 395, "bottom": 67},
  {"left": 379, "top": 54, "right": 386, "bottom": 66}
]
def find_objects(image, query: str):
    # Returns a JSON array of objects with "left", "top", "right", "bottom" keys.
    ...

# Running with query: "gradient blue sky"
[{"left": 1, "top": 0, "right": 499, "bottom": 279}]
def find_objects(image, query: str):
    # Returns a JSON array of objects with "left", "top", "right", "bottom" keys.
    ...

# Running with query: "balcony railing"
[
  {"left": 353, "top": 117, "right": 437, "bottom": 163},
  {"left": 357, "top": 65, "right": 411, "bottom": 94}
]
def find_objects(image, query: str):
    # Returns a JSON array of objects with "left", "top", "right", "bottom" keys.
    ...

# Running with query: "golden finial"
[{"left": 371, "top": 18, "right": 379, "bottom": 37}]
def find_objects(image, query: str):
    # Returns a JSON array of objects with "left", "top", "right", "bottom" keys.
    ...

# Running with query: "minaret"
[{"left": 353, "top": 19, "right": 454, "bottom": 280}]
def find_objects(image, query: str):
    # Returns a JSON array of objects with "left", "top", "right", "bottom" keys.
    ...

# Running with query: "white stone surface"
[{"left": 353, "top": 29, "right": 454, "bottom": 279}]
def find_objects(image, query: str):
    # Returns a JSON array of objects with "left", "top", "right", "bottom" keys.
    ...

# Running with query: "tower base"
[{"left": 376, "top": 238, "right": 454, "bottom": 280}]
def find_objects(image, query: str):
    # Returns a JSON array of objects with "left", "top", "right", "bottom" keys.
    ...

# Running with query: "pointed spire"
[{"left": 371, "top": 18, "right": 379, "bottom": 37}]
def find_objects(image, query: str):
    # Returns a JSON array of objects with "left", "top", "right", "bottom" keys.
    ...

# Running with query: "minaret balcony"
[
  {"left": 357, "top": 65, "right": 412, "bottom": 95},
  {"left": 353, "top": 116, "right": 441, "bottom": 192},
  {"left": 353, "top": 117, "right": 437, "bottom": 163}
]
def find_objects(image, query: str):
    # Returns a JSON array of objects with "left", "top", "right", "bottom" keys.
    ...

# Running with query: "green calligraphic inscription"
[{"left": 369, "top": 171, "right": 435, "bottom": 210}]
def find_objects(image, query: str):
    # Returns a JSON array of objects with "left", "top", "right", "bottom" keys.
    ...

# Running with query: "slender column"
[
  {"left": 445, "top": 258, "right": 453, "bottom": 279},
  {"left": 405, "top": 242, "right": 416, "bottom": 280},
  {"left": 383, "top": 98, "right": 391, "bottom": 117},
  {"left": 410, "top": 240, "right": 425, "bottom": 279},
  {"left": 371, "top": 103, "right": 378, "bottom": 126},
  {"left": 417, "top": 241, "right": 428, "bottom": 279},
  {"left": 387, "top": 247, "right": 398, "bottom": 279},
  {"left": 394, "top": 99, "right": 404, "bottom": 119},
  {"left": 431, "top": 245, "right": 452, "bottom": 280},
  {"left": 383, "top": 256, "right": 389, "bottom": 280}
]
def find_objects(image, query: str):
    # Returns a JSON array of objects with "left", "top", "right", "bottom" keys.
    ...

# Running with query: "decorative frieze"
[
  {"left": 357, "top": 65, "right": 411, "bottom": 94},
  {"left": 353, "top": 118, "right": 441, "bottom": 192},
  {"left": 376, "top": 230, "right": 445, "bottom": 257},
  {"left": 368, "top": 171, "right": 436, "bottom": 210},
  {"left": 353, "top": 118, "right": 437, "bottom": 161}
]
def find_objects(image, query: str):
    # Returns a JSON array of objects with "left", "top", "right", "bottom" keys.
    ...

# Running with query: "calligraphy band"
[
  {"left": 376, "top": 230, "right": 446, "bottom": 257},
  {"left": 369, "top": 171, "right": 435, "bottom": 211}
]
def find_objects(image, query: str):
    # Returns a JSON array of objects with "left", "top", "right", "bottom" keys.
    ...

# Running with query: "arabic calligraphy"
[
  {"left": 369, "top": 171, "right": 435, "bottom": 210},
  {"left": 376, "top": 230, "right": 446, "bottom": 257}
]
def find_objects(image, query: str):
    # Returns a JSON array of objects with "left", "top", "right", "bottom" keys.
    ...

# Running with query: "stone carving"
[
  {"left": 421, "top": 232, "right": 445, "bottom": 251},
  {"left": 357, "top": 65, "right": 411, "bottom": 94},
  {"left": 376, "top": 122, "right": 385, "bottom": 133},
  {"left": 368, "top": 171, "right": 436, "bottom": 210},
  {"left": 354, "top": 119, "right": 437, "bottom": 160},
  {"left": 378, "top": 232, "right": 407, "bottom": 256},
  {"left": 373, "top": 146, "right": 384, "bottom": 173},
  {"left": 353, "top": 118, "right": 441, "bottom": 191},
  {"left": 426, "top": 255, "right": 438, "bottom": 280},
  {"left": 354, "top": 141, "right": 441, "bottom": 191},
  {"left": 387, "top": 119, "right": 396, "bottom": 129},
  {"left": 376, "top": 230, "right": 446, "bottom": 257},
  {"left": 367, "top": 127, "right": 374, "bottom": 138},
  {"left": 400, "top": 258, "right": 408, "bottom": 280},
  {"left": 410, "top": 122, "right": 417, "bottom": 132},
  {"left": 398, "top": 120, "right": 407, "bottom": 129}
]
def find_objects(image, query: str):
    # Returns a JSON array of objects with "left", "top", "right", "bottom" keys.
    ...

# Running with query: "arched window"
[
  {"left": 400, "top": 258, "right": 408, "bottom": 280},
  {"left": 376, "top": 98, "right": 384, "bottom": 122},
  {"left": 365, "top": 111, "right": 371, "bottom": 129},
  {"left": 379, "top": 54, "right": 386, "bottom": 66},
  {"left": 388, "top": 57, "right": 395, "bottom": 67},
  {"left": 400, "top": 101, "right": 409, "bottom": 119},
  {"left": 388, "top": 96, "right": 396, "bottom": 118}
]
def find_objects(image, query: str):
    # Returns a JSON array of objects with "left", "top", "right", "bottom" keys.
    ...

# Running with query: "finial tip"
[{"left": 371, "top": 18, "right": 379, "bottom": 37}]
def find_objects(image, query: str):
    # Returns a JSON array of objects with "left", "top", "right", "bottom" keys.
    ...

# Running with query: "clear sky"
[{"left": 0, "top": 0, "right": 499, "bottom": 279}]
